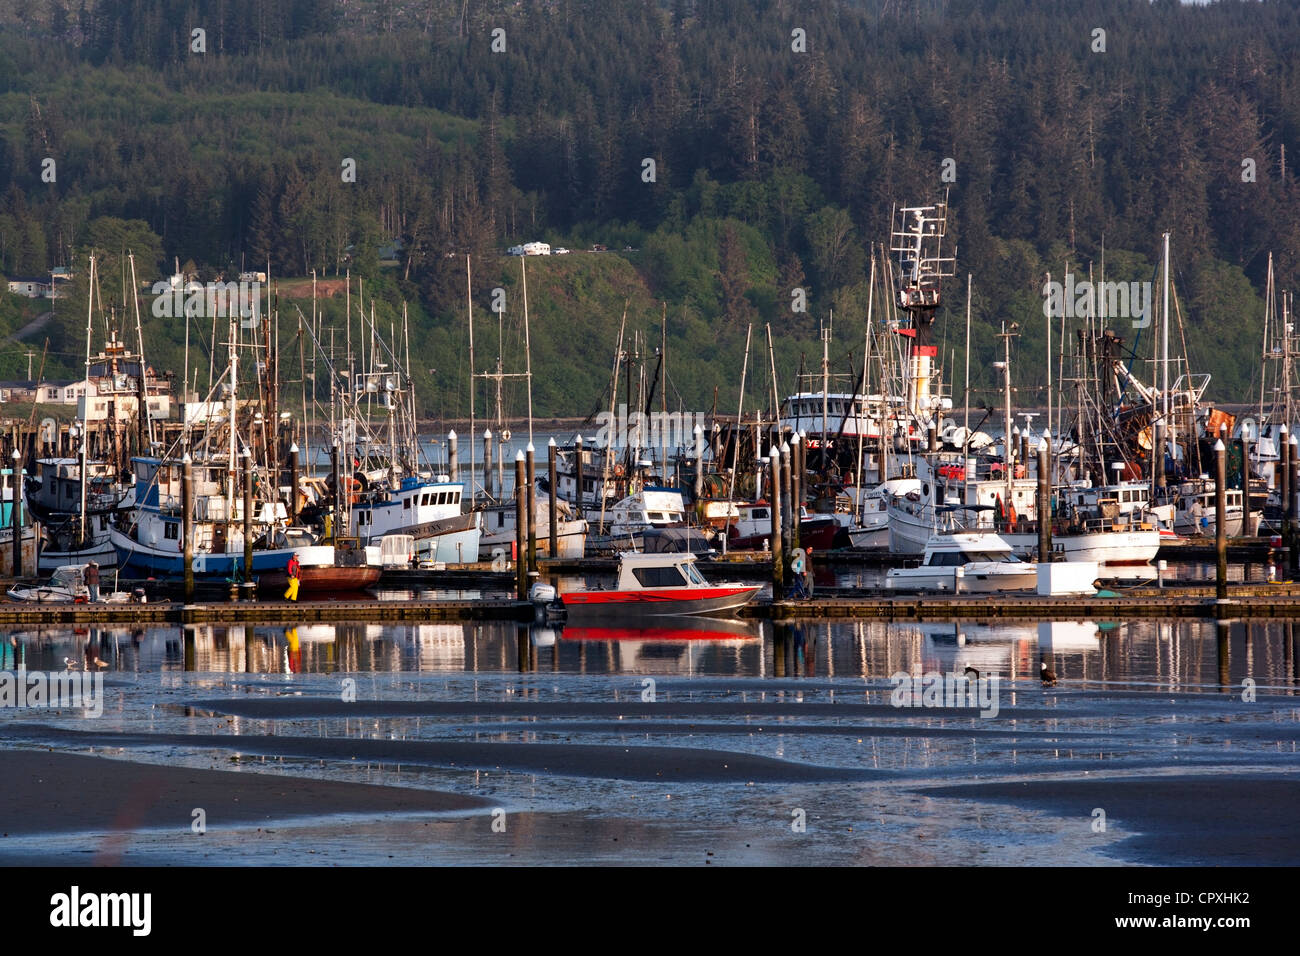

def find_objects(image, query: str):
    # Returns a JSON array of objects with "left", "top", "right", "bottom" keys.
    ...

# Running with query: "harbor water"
[{"left": 2, "top": 616, "right": 1297, "bottom": 866}]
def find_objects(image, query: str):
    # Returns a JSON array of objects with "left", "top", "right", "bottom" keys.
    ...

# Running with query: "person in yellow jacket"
[{"left": 285, "top": 553, "right": 301, "bottom": 601}]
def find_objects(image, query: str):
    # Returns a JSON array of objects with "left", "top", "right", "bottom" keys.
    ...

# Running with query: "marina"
[
  {"left": 4, "top": 215, "right": 1299, "bottom": 883},
  {"left": 6, "top": 0, "right": 1300, "bottom": 890}
]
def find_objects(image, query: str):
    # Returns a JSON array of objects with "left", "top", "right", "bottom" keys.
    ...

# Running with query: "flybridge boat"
[
  {"left": 347, "top": 473, "right": 481, "bottom": 564},
  {"left": 559, "top": 551, "right": 760, "bottom": 618},
  {"left": 886, "top": 531, "right": 1038, "bottom": 594}
]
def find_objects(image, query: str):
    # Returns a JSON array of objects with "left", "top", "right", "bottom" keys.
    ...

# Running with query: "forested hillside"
[{"left": 1, "top": 0, "right": 1297, "bottom": 417}]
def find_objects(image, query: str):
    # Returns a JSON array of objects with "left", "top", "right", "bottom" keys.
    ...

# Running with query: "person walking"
[
  {"left": 284, "top": 552, "right": 301, "bottom": 602},
  {"left": 85, "top": 561, "right": 101, "bottom": 603}
]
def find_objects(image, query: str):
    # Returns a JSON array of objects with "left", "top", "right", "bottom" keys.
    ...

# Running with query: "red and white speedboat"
[{"left": 560, "top": 552, "right": 760, "bottom": 618}]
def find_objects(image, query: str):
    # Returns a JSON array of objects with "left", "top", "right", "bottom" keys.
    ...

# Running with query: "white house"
[{"left": 7, "top": 278, "right": 51, "bottom": 298}]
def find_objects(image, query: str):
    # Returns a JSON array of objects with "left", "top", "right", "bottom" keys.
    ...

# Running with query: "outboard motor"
[{"left": 529, "top": 581, "right": 563, "bottom": 623}]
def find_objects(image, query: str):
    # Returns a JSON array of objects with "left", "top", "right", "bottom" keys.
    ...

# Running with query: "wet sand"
[
  {"left": 6, "top": 724, "right": 883, "bottom": 783},
  {"left": 920, "top": 775, "right": 1300, "bottom": 866},
  {"left": 0, "top": 749, "right": 490, "bottom": 839}
]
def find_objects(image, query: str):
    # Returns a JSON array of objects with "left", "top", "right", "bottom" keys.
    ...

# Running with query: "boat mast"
[
  {"left": 1000, "top": 321, "right": 1016, "bottom": 506},
  {"left": 127, "top": 253, "right": 153, "bottom": 457},
  {"left": 660, "top": 304, "right": 668, "bottom": 484},
  {"left": 225, "top": 293, "right": 239, "bottom": 552},
  {"left": 962, "top": 272, "right": 971, "bottom": 461},
  {"left": 1162, "top": 232, "right": 1172, "bottom": 470},
  {"left": 821, "top": 313, "right": 830, "bottom": 476},
  {"left": 521, "top": 255, "right": 534, "bottom": 448},
  {"left": 766, "top": 324, "right": 781, "bottom": 438},
  {"left": 859, "top": 257, "right": 875, "bottom": 498},
  {"left": 723, "top": 322, "right": 752, "bottom": 556},
  {"left": 598, "top": 309, "right": 627, "bottom": 535},
  {"left": 467, "top": 254, "right": 476, "bottom": 502},
  {"left": 79, "top": 254, "right": 95, "bottom": 544},
  {"left": 1045, "top": 269, "right": 1052, "bottom": 468}
]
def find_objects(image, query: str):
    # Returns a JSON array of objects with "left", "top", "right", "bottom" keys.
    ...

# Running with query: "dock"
[{"left": 6, "top": 580, "right": 1300, "bottom": 624}]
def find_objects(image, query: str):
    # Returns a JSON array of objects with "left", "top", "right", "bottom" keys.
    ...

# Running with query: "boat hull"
[
  {"left": 38, "top": 537, "right": 117, "bottom": 573},
  {"left": 561, "top": 584, "right": 761, "bottom": 618},
  {"left": 887, "top": 567, "right": 1037, "bottom": 594},
  {"left": 729, "top": 518, "right": 838, "bottom": 553},
  {"left": 257, "top": 565, "right": 382, "bottom": 594},
  {"left": 1002, "top": 529, "right": 1160, "bottom": 581},
  {"left": 110, "top": 529, "right": 344, "bottom": 580}
]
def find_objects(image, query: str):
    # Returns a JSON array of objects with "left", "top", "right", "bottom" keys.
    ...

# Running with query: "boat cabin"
[{"left": 615, "top": 551, "right": 709, "bottom": 591}]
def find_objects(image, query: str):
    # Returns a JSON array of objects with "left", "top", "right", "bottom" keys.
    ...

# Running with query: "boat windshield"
[
  {"left": 925, "top": 550, "right": 1014, "bottom": 566},
  {"left": 50, "top": 568, "right": 82, "bottom": 588},
  {"left": 632, "top": 565, "right": 690, "bottom": 587},
  {"left": 682, "top": 562, "right": 707, "bottom": 585}
]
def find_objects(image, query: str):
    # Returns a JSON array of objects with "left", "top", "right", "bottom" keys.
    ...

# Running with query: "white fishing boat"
[
  {"left": 886, "top": 531, "right": 1037, "bottom": 594},
  {"left": 479, "top": 483, "right": 588, "bottom": 557},
  {"left": 848, "top": 473, "right": 920, "bottom": 549},
  {"left": 1155, "top": 478, "right": 1252, "bottom": 537},
  {"left": 7, "top": 564, "right": 132, "bottom": 604}
]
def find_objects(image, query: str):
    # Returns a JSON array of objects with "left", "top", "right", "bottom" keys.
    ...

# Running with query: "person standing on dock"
[
  {"left": 285, "top": 553, "right": 301, "bottom": 602},
  {"left": 85, "top": 562, "right": 100, "bottom": 603},
  {"left": 804, "top": 547, "right": 815, "bottom": 599},
  {"left": 789, "top": 547, "right": 808, "bottom": 599}
]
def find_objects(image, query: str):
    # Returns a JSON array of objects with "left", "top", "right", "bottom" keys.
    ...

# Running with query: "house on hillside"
[{"left": 7, "top": 277, "right": 52, "bottom": 298}]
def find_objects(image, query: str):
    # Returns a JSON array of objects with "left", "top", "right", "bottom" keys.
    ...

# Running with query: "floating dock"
[{"left": 5, "top": 581, "right": 1300, "bottom": 624}]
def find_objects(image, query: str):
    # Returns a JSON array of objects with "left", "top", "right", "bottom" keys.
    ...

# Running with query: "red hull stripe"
[
  {"left": 563, "top": 627, "right": 757, "bottom": 642},
  {"left": 564, "top": 586, "right": 755, "bottom": 607}
]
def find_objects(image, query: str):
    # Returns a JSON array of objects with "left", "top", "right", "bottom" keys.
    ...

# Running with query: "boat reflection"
[
  {"left": 0, "top": 617, "right": 1292, "bottom": 690},
  {"left": 549, "top": 615, "right": 762, "bottom": 675},
  {"left": 902, "top": 619, "right": 1100, "bottom": 681},
  {"left": 560, "top": 616, "right": 760, "bottom": 642}
]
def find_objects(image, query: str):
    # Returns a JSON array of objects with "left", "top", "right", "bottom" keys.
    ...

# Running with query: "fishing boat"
[
  {"left": 559, "top": 551, "right": 760, "bottom": 618},
  {"left": 848, "top": 473, "right": 920, "bottom": 548},
  {"left": 254, "top": 539, "right": 381, "bottom": 594},
  {"left": 479, "top": 480, "right": 587, "bottom": 557},
  {"left": 726, "top": 500, "right": 839, "bottom": 552},
  {"left": 886, "top": 530, "right": 1037, "bottom": 593},
  {"left": 346, "top": 471, "right": 481, "bottom": 563}
]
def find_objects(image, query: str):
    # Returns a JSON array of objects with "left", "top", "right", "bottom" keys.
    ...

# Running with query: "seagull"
[
  {"left": 963, "top": 664, "right": 980, "bottom": 680},
  {"left": 1040, "top": 660, "right": 1057, "bottom": 686}
]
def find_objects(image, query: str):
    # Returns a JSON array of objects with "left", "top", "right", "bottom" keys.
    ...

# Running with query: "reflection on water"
[{"left": 2, "top": 615, "right": 1297, "bottom": 690}]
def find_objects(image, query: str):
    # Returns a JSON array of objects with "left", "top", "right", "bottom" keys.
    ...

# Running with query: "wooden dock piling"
[
  {"left": 1215, "top": 436, "right": 1228, "bottom": 600},
  {"left": 514, "top": 450, "right": 526, "bottom": 601},
  {"left": 770, "top": 446, "right": 784, "bottom": 601}
]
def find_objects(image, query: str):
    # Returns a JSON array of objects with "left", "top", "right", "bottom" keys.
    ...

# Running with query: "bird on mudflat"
[{"left": 1040, "top": 661, "right": 1057, "bottom": 686}]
